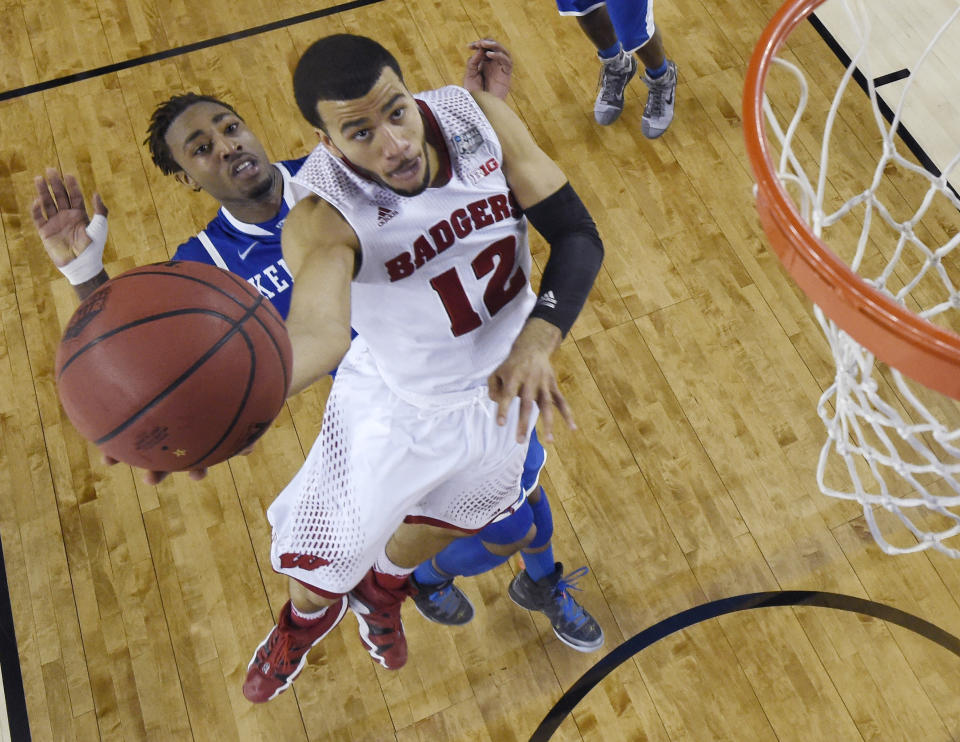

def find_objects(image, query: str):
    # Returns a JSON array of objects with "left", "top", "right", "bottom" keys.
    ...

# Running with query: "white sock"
[
  {"left": 290, "top": 602, "right": 328, "bottom": 625},
  {"left": 604, "top": 49, "right": 630, "bottom": 69},
  {"left": 374, "top": 549, "right": 415, "bottom": 579}
]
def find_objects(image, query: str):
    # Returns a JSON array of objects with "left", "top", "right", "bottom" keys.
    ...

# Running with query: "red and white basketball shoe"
[
  {"left": 242, "top": 596, "right": 348, "bottom": 703},
  {"left": 348, "top": 570, "right": 412, "bottom": 670}
]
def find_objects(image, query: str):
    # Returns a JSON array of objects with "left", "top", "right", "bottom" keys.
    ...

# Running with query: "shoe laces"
[
  {"left": 645, "top": 69, "right": 673, "bottom": 118},
  {"left": 363, "top": 604, "right": 403, "bottom": 631},
  {"left": 553, "top": 566, "right": 591, "bottom": 627},
  {"left": 258, "top": 630, "right": 295, "bottom": 673},
  {"left": 597, "top": 57, "right": 632, "bottom": 105},
  {"left": 426, "top": 580, "right": 456, "bottom": 604}
]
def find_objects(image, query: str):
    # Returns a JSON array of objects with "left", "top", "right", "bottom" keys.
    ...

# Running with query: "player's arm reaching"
[
  {"left": 31, "top": 169, "right": 111, "bottom": 300},
  {"left": 471, "top": 90, "right": 604, "bottom": 443},
  {"left": 281, "top": 194, "right": 359, "bottom": 396}
]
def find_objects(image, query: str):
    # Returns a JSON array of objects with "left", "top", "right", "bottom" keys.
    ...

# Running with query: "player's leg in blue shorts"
[
  {"left": 557, "top": 0, "right": 677, "bottom": 136},
  {"left": 411, "top": 430, "right": 604, "bottom": 651}
]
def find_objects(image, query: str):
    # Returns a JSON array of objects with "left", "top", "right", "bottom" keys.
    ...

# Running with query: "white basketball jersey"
[{"left": 293, "top": 86, "right": 536, "bottom": 398}]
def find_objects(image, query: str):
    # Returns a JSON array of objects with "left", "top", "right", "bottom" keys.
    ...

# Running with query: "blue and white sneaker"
[
  {"left": 508, "top": 563, "right": 604, "bottom": 652},
  {"left": 411, "top": 574, "right": 475, "bottom": 626},
  {"left": 594, "top": 50, "right": 638, "bottom": 125},
  {"left": 641, "top": 60, "right": 678, "bottom": 139}
]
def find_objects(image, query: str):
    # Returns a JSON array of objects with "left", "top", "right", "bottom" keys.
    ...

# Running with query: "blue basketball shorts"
[{"left": 555, "top": 0, "right": 656, "bottom": 53}]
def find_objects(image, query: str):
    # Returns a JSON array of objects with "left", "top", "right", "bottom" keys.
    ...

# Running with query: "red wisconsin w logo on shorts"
[{"left": 279, "top": 553, "right": 331, "bottom": 570}]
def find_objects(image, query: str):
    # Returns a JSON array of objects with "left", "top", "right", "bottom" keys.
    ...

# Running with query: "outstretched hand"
[
  {"left": 31, "top": 169, "right": 108, "bottom": 267},
  {"left": 463, "top": 39, "right": 514, "bottom": 101},
  {"left": 487, "top": 319, "right": 574, "bottom": 443},
  {"left": 102, "top": 454, "right": 209, "bottom": 486},
  {"left": 101, "top": 441, "right": 260, "bottom": 485}
]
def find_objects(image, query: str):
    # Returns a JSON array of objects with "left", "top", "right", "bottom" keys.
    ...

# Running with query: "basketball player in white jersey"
[
  {"left": 31, "top": 38, "right": 605, "bottom": 701},
  {"left": 239, "top": 33, "right": 604, "bottom": 703}
]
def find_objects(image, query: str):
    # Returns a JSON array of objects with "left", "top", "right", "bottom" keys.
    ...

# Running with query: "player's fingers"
[
  {"left": 142, "top": 470, "right": 169, "bottom": 485},
  {"left": 488, "top": 375, "right": 510, "bottom": 425},
  {"left": 102, "top": 453, "right": 119, "bottom": 466},
  {"left": 30, "top": 198, "right": 46, "bottom": 229},
  {"left": 516, "top": 388, "right": 534, "bottom": 443},
  {"left": 538, "top": 397, "right": 556, "bottom": 443},
  {"left": 479, "top": 40, "right": 510, "bottom": 60},
  {"left": 92, "top": 192, "right": 108, "bottom": 217},
  {"left": 63, "top": 174, "right": 87, "bottom": 214},
  {"left": 467, "top": 48, "right": 485, "bottom": 71},
  {"left": 188, "top": 468, "right": 208, "bottom": 481},
  {"left": 493, "top": 371, "right": 522, "bottom": 426},
  {"left": 496, "top": 390, "right": 514, "bottom": 427},
  {"left": 34, "top": 176, "right": 57, "bottom": 220},
  {"left": 46, "top": 168, "right": 71, "bottom": 210},
  {"left": 553, "top": 385, "right": 576, "bottom": 431},
  {"left": 495, "top": 54, "right": 514, "bottom": 73}
]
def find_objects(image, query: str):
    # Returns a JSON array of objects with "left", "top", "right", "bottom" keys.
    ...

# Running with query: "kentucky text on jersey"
[
  {"left": 385, "top": 189, "right": 521, "bottom": 282},
  {"left": 247, "top": 258, "right": 293, "bottom": 300}
]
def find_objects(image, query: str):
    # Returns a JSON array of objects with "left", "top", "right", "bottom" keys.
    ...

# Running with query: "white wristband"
[{"left": 59, "top": 214, "right": 108, "bottom": 286}]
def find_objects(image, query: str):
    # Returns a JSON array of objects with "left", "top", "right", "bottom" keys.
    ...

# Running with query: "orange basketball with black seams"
[{"left": 55, "top": 260, "right": 292, "bottom": 472}]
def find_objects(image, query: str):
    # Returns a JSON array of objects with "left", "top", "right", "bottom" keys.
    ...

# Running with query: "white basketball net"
[{"left": 762, "top": 0, "right": 960, "bottom": 556}]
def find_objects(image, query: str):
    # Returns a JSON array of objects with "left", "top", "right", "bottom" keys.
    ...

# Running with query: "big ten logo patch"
[{"left": 467, "top": 158, "right": 500, "bottom": 185}]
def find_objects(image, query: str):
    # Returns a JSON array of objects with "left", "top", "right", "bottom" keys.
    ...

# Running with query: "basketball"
[{"left": 55, "top": 260, "right": 293, "bottom": 472}]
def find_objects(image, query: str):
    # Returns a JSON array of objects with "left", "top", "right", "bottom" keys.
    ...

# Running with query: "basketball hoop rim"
[{"left": 743, "top": 0, "right": 960, "bottom": 400}]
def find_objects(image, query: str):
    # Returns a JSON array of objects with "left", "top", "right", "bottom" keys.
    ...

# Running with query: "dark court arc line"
[
  {"left": 529, "top": 590, "right": 960, "bottom": 741},
  {"left": 0, "top": 537, "right": 29, "bottom": 741},
  {"left": 0, "top": 0, "right": 386, "bottom": 103},
  {"left": 536, "top": 12, "right": 960, "bottom": 741}
]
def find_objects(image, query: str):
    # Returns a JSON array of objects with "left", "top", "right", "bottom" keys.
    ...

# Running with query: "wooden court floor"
[{"left": 3, "top": 0, "right": 960, "bottom": 739}]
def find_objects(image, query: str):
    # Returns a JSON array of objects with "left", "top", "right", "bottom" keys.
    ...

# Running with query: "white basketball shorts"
[{"left": 267, "top": 339, "right": 536, "bottom": 596}]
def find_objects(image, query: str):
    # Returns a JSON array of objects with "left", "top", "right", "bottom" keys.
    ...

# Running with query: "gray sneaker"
[
  {"left": 641, "top": 60, "right": 677, "bottom": 138},
  {"left": 411, "top": 575, "right": 474, "bottom": 625},
  {"left": 594, "top": 51, "right": 638, "bottom": 125},
  {"left": 508, "top": 563, "right": 604, "bottom": 652}
]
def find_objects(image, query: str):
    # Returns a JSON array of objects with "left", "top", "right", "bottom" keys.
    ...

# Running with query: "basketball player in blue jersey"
[
  {"left": 31, "top": 38, "right": 603, "bottom": 696},
  {"left": 168, "top": 155, "right": 303, "bottom": 320},
  {"left": 558, "top": 0, "right": 677, "bottom": 136}
]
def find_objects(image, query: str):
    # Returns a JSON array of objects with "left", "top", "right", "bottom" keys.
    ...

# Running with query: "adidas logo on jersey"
[
  {"left": 537, "top": 291, "right": 558, "bottom": 310},
  {"left": 377, "top": 206, "right": 399, "bottom": 226}
]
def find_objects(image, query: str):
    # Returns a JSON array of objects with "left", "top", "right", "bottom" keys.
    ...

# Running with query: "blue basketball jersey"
[{"left": 173, "top": 157, "right": 306, "bottom": 320}]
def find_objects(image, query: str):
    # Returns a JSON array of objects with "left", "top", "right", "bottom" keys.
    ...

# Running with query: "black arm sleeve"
[{"left": 523, "top": 182, "right": 604, "bottom": 337}]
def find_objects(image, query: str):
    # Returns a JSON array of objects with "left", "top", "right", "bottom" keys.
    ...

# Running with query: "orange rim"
[{"left": 743, "top": 0, "right": 960, "bottom": 400}]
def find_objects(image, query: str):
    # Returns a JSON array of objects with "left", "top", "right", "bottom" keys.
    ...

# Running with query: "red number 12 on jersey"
[{"left": 429, "top": 236, "right": 527, "bottom": 336}]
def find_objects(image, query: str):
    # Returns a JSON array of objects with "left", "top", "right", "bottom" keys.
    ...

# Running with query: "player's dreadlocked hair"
[
  {"left": 293, "top": 34, "right": 404, "bottom": 131},
  {"left": 145, "top": 93, "right": 241, "bottom": 175}
]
